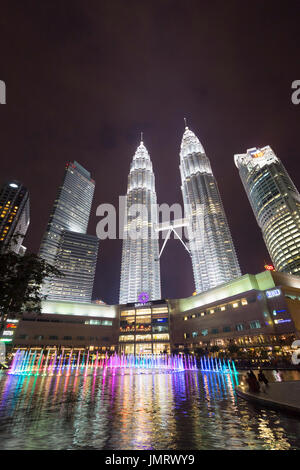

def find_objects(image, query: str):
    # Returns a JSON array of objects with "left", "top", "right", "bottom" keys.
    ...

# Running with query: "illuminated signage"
[
  {"left": 274, "top": 319, "right": 291, "bottom": 324},
  {"left": 264, "top": 264, "right": 275, "bottom": 271},
  {"left": 134, "top": 303, "right": 152, "bottom": 308},
  {"left": 137, "top": 292, "right": 150, "bottom": 304},
  {"left": 266, "top": 289, "right": 281, "bottom": 298}
]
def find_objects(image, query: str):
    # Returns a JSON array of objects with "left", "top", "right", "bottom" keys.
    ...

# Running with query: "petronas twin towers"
[{"left": 119, "top": 125, "right": 241, "bottom": 304}]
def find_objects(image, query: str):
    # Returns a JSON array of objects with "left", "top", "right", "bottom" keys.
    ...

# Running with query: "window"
[
  {"left": 49, "top": 335, "right": 58, "bottom": 340},
  {"left": 211, "top": 328, "right": 219, "bottom": 334},
  {"left": 241, "top": 299, "right": 248, "bottom": 306},
  {"left": 223, "top": 326, "right": 231, "bottom": 332},
  {"left": 192, "top": 331, "right": 198, "bottom": 338},
  {"left": 63, "top": 336, "right": 72, "bottom": 340},
  {"left": 34, "top": 335, "right": 44, "bottom": 340},
  {"left": 201, "top": 329, "right": 208, "bottom": 336},
  {"left": 235, "top": 324, "right": 244, "bottom": 331},
  {"left": 121, "top": 310, "right": 134, "bottom": 317},
  {"left": 119, "top": 335, "right": 134, "bottom": 342},
  {"left": 76, "top": 336, "right": 85, "bottom": 340},
  {"left": 152, "top": 307, "right": 168, "bottom": 314},
  {"left": 135, "top": 334, "right": 152, "bottom": 342},
  {"left": 136, "top": 309, "right": 151, "bottom": 315},
  {"left": 183, "top": 316, "right": 188, "bottom": 321},
  {"left": 232, "top": 303, "right": 239, "bottom": 308},
  {"left": 250, "top": 320, "right": 261, "bottom": 329},
  {"left": 152, "top": 333, "right": 169, "bottom": 341}
]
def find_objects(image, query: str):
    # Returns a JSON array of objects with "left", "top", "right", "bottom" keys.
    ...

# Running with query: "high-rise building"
[
  {"left": 40, "top": 161, "right": 98, "bottom": 302},
  {"left": 0, "top": 180, "right": 30, "bottom": 254},
  {"left": 47, "top": 231, "right": 99, "bottom": 302},
  {"left": 234, "top": 146, "right": 300, "bottom": 275},
  {"left": 119, "top": 139, "right": 161, "bottom": 304},
  {"left": 180, "top": 125, "right": 241, "bottom": 293}
]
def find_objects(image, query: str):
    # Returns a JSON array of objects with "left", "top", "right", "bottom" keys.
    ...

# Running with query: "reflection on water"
[{"left": 0, "top": 369, "right": 299, "bottom": 450}]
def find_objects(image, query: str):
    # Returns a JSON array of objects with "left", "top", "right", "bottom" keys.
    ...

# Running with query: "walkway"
[{"left": 236, "top": 380, "right": 300, "bottom": 416}]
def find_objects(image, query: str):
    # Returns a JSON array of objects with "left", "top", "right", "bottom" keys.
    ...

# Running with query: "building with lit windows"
[
  {"left": 39, "top": 161, "right": 98, "bottom": 302},
  {"left": 234, "top": 146, "right": 300, "bottom": 276},
  {"left": 118, "top": 301, "right": 170, "bottom": 355},
  {"left": 46, "top": 231, "right": 99, "bottom": 302},
  {"left": 0, "top": 180, "right": 29, "bottom": 254},
  {"left": 119, "top": 138, "right": 161, "bottom": 303},
  {"left": 180, "top": 125, "right": 241, "bottom": 293},
  {"left": 5, "top": 270, "right": 300, "bottom": 358},
  {"left": 169, "top": 269, "right": 300, "bottom": 355}
]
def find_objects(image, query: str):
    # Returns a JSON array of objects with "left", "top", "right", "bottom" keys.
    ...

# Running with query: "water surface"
[{"left": 0, "top": 369, "right": 299, "bottom": 450}]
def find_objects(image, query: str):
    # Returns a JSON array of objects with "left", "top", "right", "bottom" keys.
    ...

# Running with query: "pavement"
[{"left": 236, "top": 380, "right": 300, "bottom": 416}]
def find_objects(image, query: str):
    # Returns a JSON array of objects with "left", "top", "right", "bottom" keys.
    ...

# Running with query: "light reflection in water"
[{"left": 0, "top": 369, "right": 300, "bottom": 450}]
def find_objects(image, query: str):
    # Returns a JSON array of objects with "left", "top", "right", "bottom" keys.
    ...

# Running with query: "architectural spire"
[{"left": 180, "top": 126, "right": 205, "bottom": 158}]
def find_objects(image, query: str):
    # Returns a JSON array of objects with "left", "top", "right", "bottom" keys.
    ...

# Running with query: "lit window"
[
  {"left": 250, "top": 320, "right": 261, "bottom": 329},
  {"left": 233, "top": 303, "right": 239, "bottom": 308}
]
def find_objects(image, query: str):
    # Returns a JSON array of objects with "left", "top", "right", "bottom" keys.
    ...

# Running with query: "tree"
[
  {"left": 0, "top": 251, "right": 63, "bottom": 330},
  {"left": 210, "top": 345, "right": 220, "bottom": 354}
]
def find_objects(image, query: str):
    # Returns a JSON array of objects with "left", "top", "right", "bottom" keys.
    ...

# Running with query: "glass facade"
[
  {"left": 118, "top": 302, "right": 170, "bottom": 354},
  {"left": 235, "top": 146, "right": 300, "bottom": 275},
  {"left": 180, "top": 126, "right": 241, "bottom": 293},
  {"left": 39, "top": 161, "right": 98, "bottom": 302},
  {"left": 119, "top": 139, "right": 161, "bottom": 303},
  {"left": 47, "top": 231, "right": 99, "bottom": 302},
  {"left": 0, "top": 181, "right": 30, "bottom": 254}
]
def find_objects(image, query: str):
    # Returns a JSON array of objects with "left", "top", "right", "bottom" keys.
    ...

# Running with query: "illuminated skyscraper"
[
  {"left": 180, "top": 125, "right": 241, "bottom": 293},
  {"left": 235, "top": 146, "right": 300, "bottom": 275},
  {"left": 40, "top": 161, "right": 98, "bottom": 302},
  {"left": 46, "top": 231, "right": 99, "bottom": 302},
  {"left": 119, "top": 138, "right": 161, "bottom": 303},
  {"left": 0, "top": 180, "right": 30, "bottom": 254}
]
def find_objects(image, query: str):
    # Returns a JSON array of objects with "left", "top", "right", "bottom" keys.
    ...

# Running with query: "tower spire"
[
  {"left": 141, "top": 131, "right": 143, "bottom": 144},
  {"left": 184, "top": 117, "right": 188, "bottom": 129}
]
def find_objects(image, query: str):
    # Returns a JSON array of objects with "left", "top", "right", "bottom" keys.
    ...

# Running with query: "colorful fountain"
[{"left": 8, "top": 349, "right": 238, "bottom": 377}]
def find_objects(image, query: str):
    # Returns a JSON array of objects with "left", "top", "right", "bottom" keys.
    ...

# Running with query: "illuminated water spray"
[{"left": 8, "top": 350, "right": 238, "bottom": 377}]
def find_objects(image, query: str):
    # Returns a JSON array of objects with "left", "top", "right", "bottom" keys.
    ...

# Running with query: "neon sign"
[
  {"left": 264, "top": 264, "right": 274, "bottom": 271},
  {"left": 266, "top": 289, "right": 281, "bottom": 298},
  {"left": 137, "top": 292, "right": 150, "bottom": 304}
]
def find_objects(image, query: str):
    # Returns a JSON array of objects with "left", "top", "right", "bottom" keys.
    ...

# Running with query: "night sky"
[{"left": 0, "top": 1, "right": 299, "bottom": 304}]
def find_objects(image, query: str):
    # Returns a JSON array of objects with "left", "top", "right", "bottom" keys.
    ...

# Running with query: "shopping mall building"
[{"left": 2, "top": 270, "right": 300, "bottom": 358}]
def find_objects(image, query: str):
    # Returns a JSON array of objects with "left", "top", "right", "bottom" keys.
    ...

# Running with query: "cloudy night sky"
[{"left": 0, "top": 0, "right": 299, "bottom": 304}]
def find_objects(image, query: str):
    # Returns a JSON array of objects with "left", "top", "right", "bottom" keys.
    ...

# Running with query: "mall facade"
[{"left": 2, "top": 270, "right": 300, "bottom": 358}]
